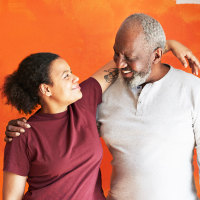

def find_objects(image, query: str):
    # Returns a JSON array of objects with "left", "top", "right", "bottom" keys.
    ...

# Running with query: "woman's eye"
[
  {"left": 63, "top": 71, "right": 72, "bottom": 79},
  {"left": 64, "top": 74, "right": 70, "bottom": 79}
]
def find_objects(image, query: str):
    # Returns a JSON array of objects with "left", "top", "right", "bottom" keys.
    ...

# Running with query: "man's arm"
[{"left": 3, "top": 171, "right": 26, "bottom": 200}]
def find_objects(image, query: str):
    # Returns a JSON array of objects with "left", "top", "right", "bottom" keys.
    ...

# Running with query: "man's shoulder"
[
  {"left": 172, "top": 66, "right": 199, "bottom": 81},
  {"left": 102, "top": 76, "right": 126, "bottom": 100},
  {"left": 171, "top": 66, "right": 200, "bottom": 87}
]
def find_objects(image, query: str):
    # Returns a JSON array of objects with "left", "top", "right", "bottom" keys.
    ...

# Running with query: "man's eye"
[
  {"left": 125, "top": 56, "right": 135, "bottom": 62},
  {"left": 125, "top": 56, "right": 130, "bottom": 61}
]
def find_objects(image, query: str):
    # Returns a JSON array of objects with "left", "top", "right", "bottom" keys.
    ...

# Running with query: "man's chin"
[{"left": 123, "top": 76, "right": 147, "bottom": 88}]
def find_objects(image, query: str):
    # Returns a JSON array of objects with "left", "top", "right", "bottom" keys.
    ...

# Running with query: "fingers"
[
  {"left": 5, "top": 117, "right": 31, "bottom": 138},
  {"left": 186, "top": 52, "right": 200, "bottom": 68},
  {"left": 178, "top": 55, "right": 188, "bottom": 68},
  {"left": 178, "top": 55, "right": 199, "bottom": 75},
  {"left": 170, "top": 41, "right": 200, "bottom": 75},
  {"left": 4, "top": 136, "right": 13, "bottom": 143},
  {"left": 7, "top": 118, "right": 30, "bottom": 130},
  {"left": 16, "top": 120, "right": 31, "bottom": 129},
  {"left": 5, "top": 127, "right": 21, "bottom": 137},
  {"left": 8, "top": 117, "right": 27, "bottom": 126},
  {"left": 185, "top": 54, "right": 200, "bottom": 76},
  {"left": 187, "top": 59, "right": 197, "bottom": 75},
  {"left": 5, "top": 124, "right": 29, "bottom": 137}
]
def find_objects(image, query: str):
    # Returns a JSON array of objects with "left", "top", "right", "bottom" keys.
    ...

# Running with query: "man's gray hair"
[{"left": 125, "top": 13, "right": 166, "bottom": 52}]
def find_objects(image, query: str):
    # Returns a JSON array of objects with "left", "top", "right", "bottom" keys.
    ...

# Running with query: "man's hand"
[
  {"left": 5, "top": 117, "right": 31, "bottom": 142},
  {"left": 165, "top": 40, "right": 200, "bottom": 75}
]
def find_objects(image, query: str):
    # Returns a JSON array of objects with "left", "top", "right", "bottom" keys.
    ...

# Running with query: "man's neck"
[{"left": 145, "top": 63, "right": 170, "bottom": 84}]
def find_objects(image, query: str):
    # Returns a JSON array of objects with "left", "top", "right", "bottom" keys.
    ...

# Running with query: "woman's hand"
[
  {"left": 4, "top": 117, "right": 30, "bottom": 142},
  {"left": 165, "top": 40, "right": 200, "bottom": 75}
]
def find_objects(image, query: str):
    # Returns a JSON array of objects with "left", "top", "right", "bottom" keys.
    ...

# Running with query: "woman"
[
  {"left": 2, "top": 41, "right": 200, "bottom": 200},
  {"left": 2, "top": 52, "right": 114, "bottom": 200}
]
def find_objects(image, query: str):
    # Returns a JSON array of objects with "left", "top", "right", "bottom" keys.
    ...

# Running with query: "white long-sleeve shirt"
[{"left": 98, "top": 65, "right": 200, "bottom": 200}]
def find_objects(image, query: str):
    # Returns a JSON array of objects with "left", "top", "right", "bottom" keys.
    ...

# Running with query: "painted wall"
[{"left": 0, "top": 0, "right": 200, "bottom": 198}]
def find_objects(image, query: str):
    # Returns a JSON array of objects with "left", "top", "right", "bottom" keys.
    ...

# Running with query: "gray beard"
[{"left": 123, "top": 64, "right": 151, "bottom": 88}]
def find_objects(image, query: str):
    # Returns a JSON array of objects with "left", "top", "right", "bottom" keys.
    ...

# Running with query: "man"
[
  {"left": 97, "top": 13, "right": 200, "bottom": 200},
  {"left": 4, "top": 14, "right": 200, "bottom": 200}
]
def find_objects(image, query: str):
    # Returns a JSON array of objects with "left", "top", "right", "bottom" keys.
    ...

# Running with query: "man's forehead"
[
  {"left": 116, "top": 24, "right": 144, "bottom": 40},
  {"left": 114, "top": 30, "right": 146, "bottom": 53}
]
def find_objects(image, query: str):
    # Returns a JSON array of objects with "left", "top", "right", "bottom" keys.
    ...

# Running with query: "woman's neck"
[{"left": 40, "top": 103, "right": 68, "bottom": 114}]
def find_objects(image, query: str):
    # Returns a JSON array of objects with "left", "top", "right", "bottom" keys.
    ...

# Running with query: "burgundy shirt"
[{"left": 4, "top": 77, "right": 105, "bottom": 200}]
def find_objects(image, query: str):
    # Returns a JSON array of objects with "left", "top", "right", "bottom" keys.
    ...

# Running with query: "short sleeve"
[
  {"left": 77, "top": 77, "right": 102, "bottom": 113},
  {"left": 4, "top": 132, "right": 30, "bottom": 176}
]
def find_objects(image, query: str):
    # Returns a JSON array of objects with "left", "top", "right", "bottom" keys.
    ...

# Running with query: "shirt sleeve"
[
  {"left": 4, "top": 131, "right": 30, "bottom": 176},
  {"left": 77, "top": 77, "right": 102, "bottom": 114},
  {"left": 193, "top": 94, "right": 200, "bottom": 186}
]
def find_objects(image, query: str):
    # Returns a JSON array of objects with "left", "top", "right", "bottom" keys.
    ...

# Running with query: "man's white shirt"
[{"left": 98, "top": 65, "right": 200, "bottom": 200}]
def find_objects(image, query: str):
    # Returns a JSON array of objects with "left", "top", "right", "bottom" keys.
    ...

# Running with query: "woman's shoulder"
[
  {"left": 75, "top": 77, "right": 102, "bottom": 111},
  {"left": 80, "top": 77, "right": 101, "bottom": 92}
]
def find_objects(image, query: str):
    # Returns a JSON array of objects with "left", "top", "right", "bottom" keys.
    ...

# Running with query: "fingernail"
[
  {"left": 16, "top": 132, "right": 20, "bottom": 136},
  {"left": 20, "top": 129, "right": 25, "bottom": 133},
  {"left": 26, "top": 124, "right": 31, "bottom": 128}
]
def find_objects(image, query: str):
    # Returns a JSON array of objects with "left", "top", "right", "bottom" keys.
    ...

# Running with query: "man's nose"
[{"left": 115, "top": 57, "right": 127, "bottom": 69}]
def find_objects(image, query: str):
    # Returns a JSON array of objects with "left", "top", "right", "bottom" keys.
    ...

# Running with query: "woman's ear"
[
  {"left": 39, "top": 84, "right": 52, "bottom": 97},
  {"left": 152, "top": 47, "right": 163, "bottom": 64}
]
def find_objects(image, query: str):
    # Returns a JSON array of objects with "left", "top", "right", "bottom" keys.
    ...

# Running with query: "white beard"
[{"left": 123, "top": 63, "right": 152, "bottom": 88}]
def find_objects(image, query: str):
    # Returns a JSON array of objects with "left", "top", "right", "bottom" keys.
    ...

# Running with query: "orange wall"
[{"left": 0, "top": 0, "right": 200, "bottom": 198}]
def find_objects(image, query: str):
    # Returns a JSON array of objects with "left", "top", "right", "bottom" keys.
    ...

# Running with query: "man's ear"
[
  {"left": 39, "top": 84, "right": 52, "bottom": 97},
  {"left": 152, "top": 47, "right": 163, "bottom": 64}
]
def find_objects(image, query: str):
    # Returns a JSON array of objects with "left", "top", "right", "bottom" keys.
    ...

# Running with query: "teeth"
[{"left": 123, "top": 71, "right": 131, "bottom": 74}]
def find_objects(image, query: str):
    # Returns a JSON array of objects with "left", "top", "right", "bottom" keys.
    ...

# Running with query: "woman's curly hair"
[{"left": 2, "top": 52, "right": 59, "bottom": 114}]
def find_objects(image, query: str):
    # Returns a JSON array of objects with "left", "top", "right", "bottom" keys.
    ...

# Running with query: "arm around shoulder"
[
  {"left": 92, "top": 60, "right": 118, "bottom": 93},
  {"left": 164, "top": 40, "right": 200, "bottom": 75}
]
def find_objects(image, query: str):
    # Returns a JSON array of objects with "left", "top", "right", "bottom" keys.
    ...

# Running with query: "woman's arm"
[
  {"left": 92, "top": 40, "right": 200, "bottom": 93},
  {"left": 164, "top": 40, "right": 200, "bottom": 75},
  {"left": 3, "top": 171, "right": 27, "bottom": 200},
  {"left": 92, "top": 60, "right": 117, "bottom": 93}
]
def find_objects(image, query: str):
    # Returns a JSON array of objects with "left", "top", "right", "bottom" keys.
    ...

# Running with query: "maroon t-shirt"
[{"left": 4, "top": 77, "right": 105, "bottom": 200}]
